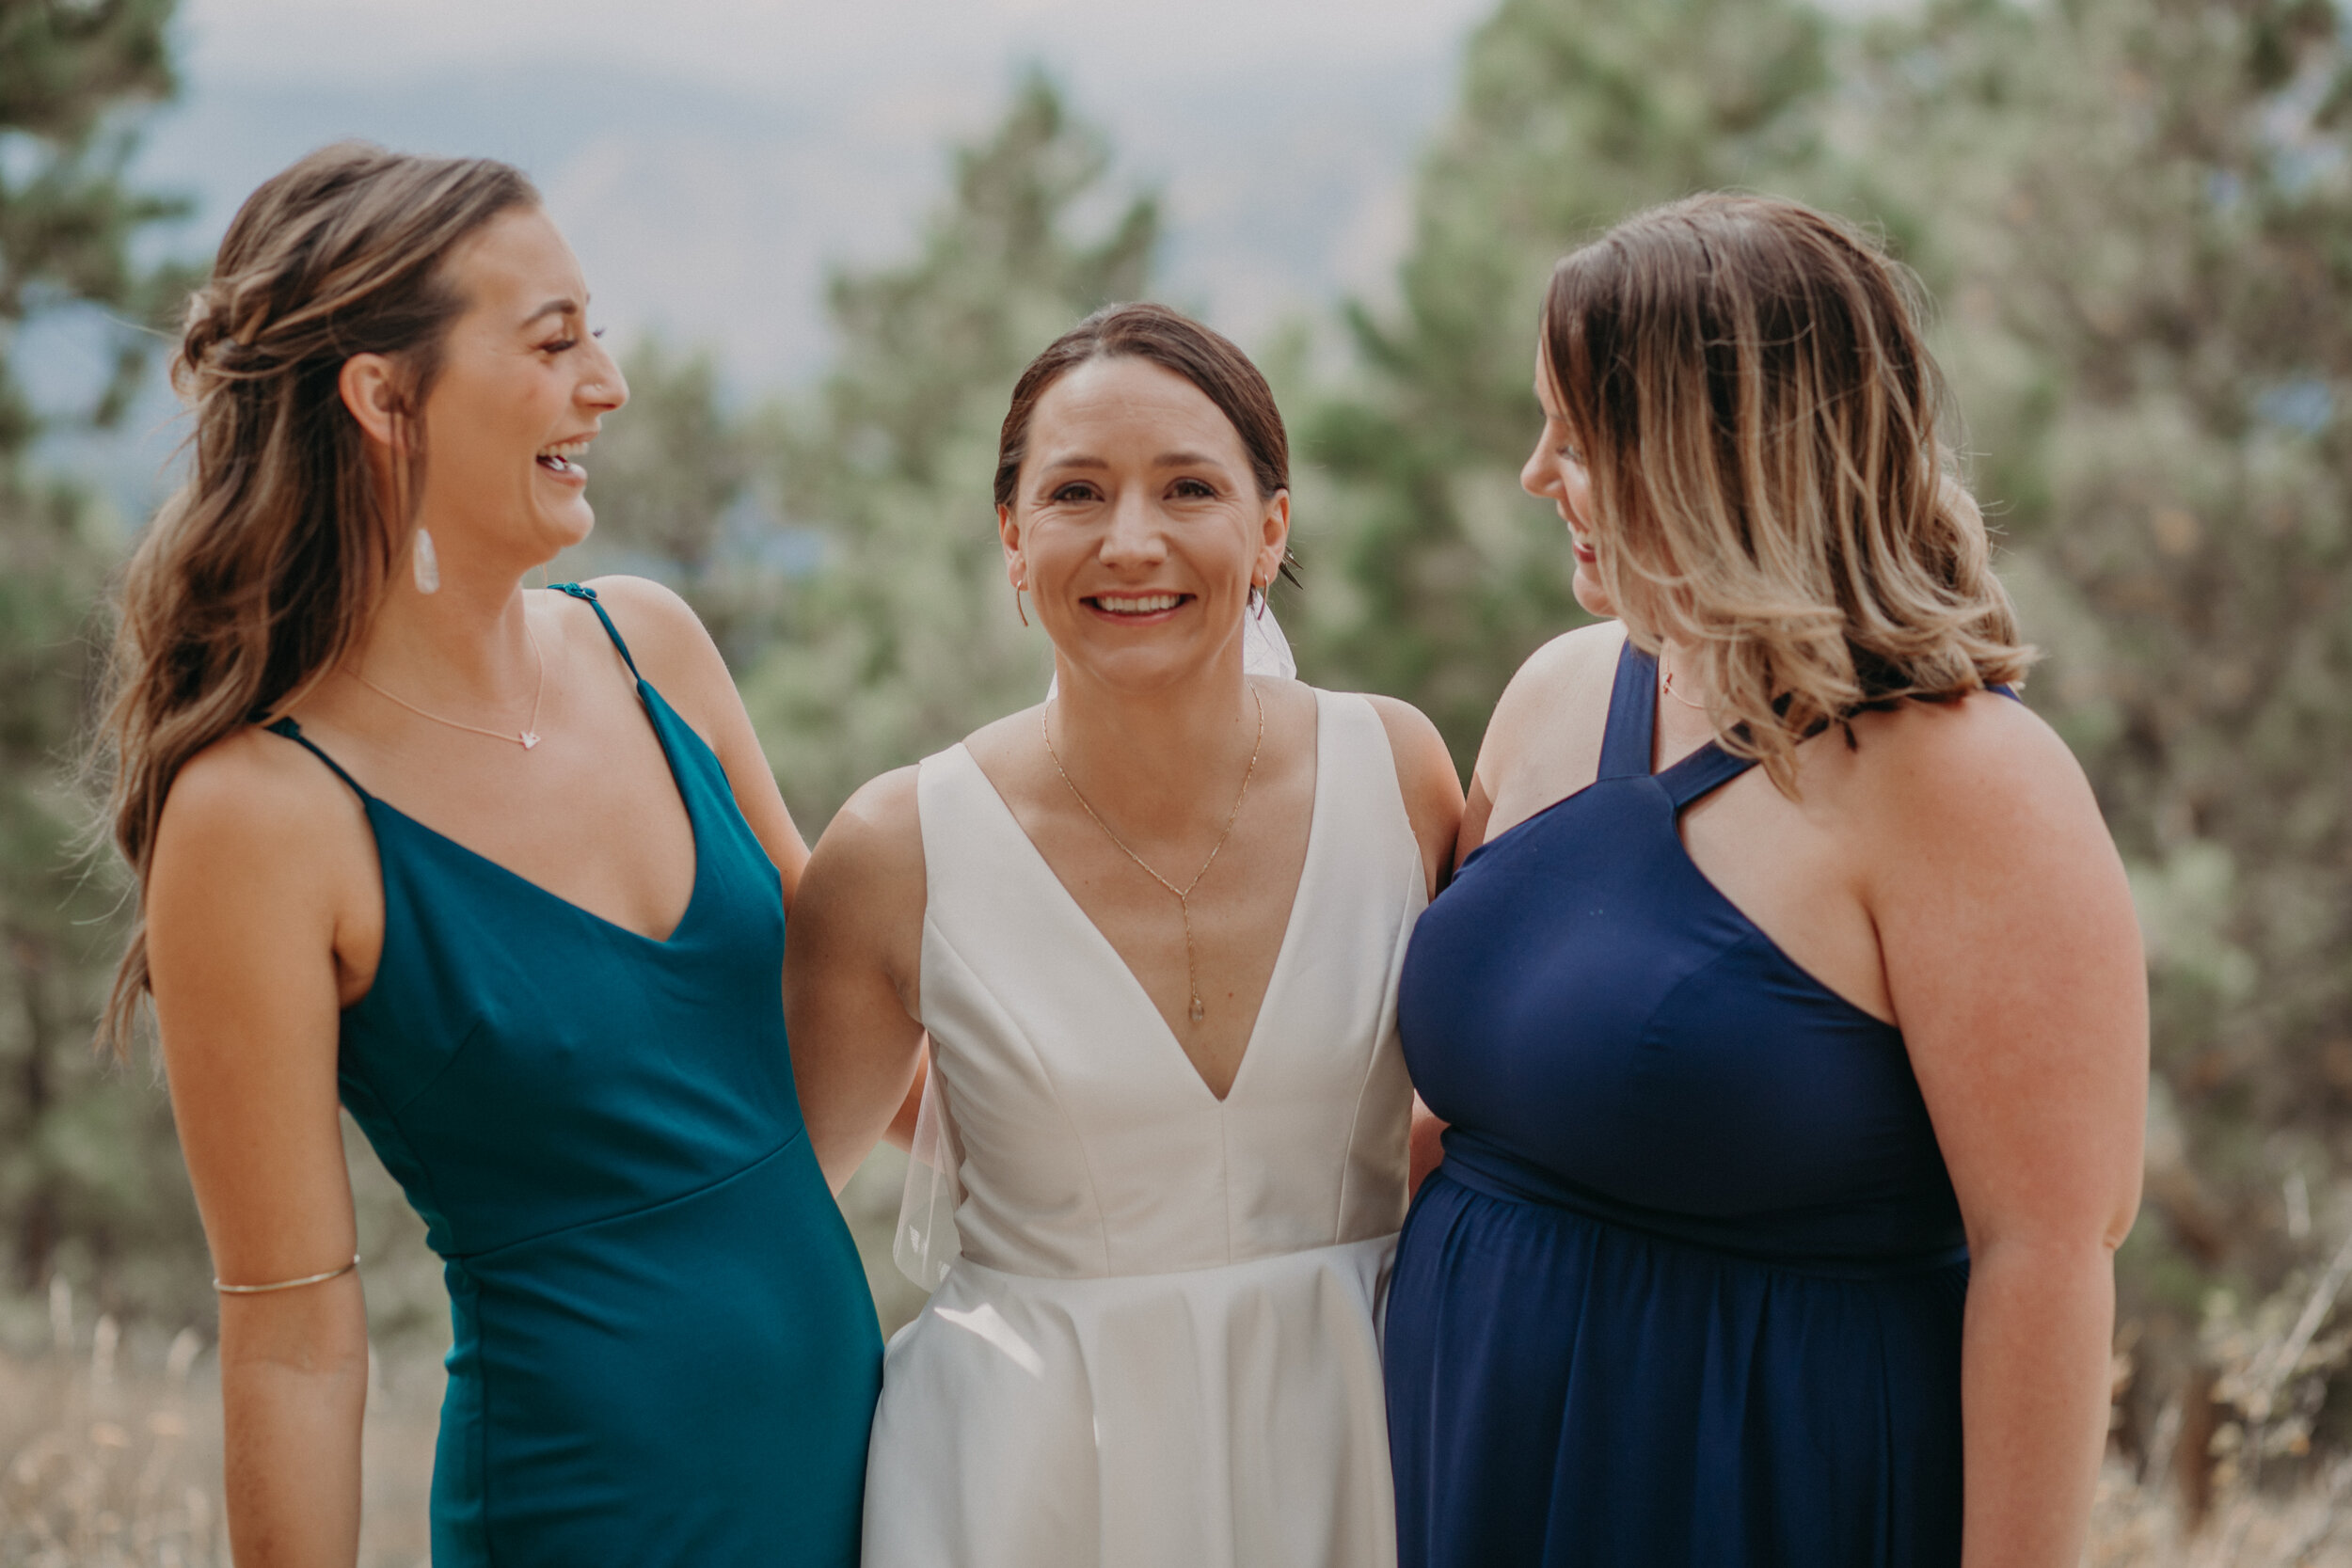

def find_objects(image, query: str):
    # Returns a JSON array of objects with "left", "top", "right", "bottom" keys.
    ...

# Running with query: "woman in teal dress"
[{"left": 97, "top": 144, "right": 879, "bottom": 1565}]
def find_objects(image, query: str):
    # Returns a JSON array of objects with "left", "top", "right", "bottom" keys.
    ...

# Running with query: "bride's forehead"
[{"left": 1031, "top": 359, "right": 1239, "bottom": 450}]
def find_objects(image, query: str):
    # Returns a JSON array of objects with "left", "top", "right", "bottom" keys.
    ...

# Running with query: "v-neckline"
[
  {"left": 360, "top": 680, "right": 708, "bottom": 950},
  {"left": 958, "top": 689, "right": 1327, "bottom": 1105}
]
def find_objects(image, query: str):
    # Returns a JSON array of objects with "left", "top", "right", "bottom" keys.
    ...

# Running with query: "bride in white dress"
[{"left": 785, "top": 303, "right": 1460, "bottom": 1568}]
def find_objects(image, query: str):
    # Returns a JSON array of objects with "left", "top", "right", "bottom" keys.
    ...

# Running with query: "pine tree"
[
  {"left": 740, "top": 71, "right": 1157, "bottom": 830},
  {"left": 1298, "top": 0, "right": 1836, "bottom": 764},
  {"left": 0, "top": 0, "right": 199, "bottom": 1312}
]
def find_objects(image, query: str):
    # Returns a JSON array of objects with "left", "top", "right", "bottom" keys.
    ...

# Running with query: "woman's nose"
[
  {"left": 1099, "top": 490, "right": 1166, "bottom": 563},
  {"left": 582, "top": 339, "right": 628, "bottom": 412},
  {"left": 1520, "top": 437, "right": 1554, "bottom": 499}
]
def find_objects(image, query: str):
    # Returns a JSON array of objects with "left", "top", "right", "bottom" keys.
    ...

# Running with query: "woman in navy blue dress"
[{"left": 1384, "top": 195, "right": 2147, "bottom": 1566}]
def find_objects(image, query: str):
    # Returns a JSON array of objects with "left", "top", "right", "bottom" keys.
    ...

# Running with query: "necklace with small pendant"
[
  {"left": 350, "top": 622, "right": 548, "bottom": 751},
  {"left": 1041, "top": 688, "right": 1267, "bottom": 1024}
]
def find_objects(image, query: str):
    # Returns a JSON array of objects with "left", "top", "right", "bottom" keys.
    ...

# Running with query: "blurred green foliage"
[
  {"left": 4, "top": 0, "right": 2349, "bottom": 1497},
  {"left": 0, "top": 0, "right": 206, "bottom": 1331}
]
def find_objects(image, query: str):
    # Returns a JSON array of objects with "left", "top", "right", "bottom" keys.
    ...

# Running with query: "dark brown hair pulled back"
[
  {"left": 93, "top": 141, "right": 538, "bottom": 1054},
  {"left": 995, "top": 302, "right": 1300, "bottom": 586}
]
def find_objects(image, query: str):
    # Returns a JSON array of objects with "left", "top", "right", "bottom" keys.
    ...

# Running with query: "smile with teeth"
[
  {"left": 536, "top": 437, "right": 593, "bottom": 475},
  {"left": 1089, "top": 593, "right": 1188, "bottom": 615}
]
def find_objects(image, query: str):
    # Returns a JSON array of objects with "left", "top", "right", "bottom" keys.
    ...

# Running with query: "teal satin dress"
[{"left": 266, "top": 583, "right": 881, "bottom": 1565}]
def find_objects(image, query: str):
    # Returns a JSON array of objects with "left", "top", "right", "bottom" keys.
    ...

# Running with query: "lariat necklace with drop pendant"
[
  {"left": 1041, "top": 687, "right": 1266, "bottom": 1024},
  {"left": 350, "top": 621, "right": 548, "bottom": 751}
]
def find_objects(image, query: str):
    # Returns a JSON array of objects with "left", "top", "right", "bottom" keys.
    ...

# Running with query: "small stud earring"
[{"left": 412, "top": 529, "right": 441, "bottom": 594}]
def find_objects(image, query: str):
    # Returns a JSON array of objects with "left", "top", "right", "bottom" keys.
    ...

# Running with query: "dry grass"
[
  {"left": 10, "top": 1257, "right": 2351, "bottom": 1566},
  {"left": 2, "top": 1277, "right": 441, "bottom": 1568},
  {"left": 2082, "top": 1459, "right": 2352, "bottom": 1566}
]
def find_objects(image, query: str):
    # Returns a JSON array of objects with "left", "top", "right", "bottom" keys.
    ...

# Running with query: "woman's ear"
[
  {"left": 999, "top": 503, "right": 1025, "bottom": 587},
  {"left": 1257, "top": 489, "right": 1292, "bottom": 585},
  {"left": 338, "top": 353, "right": 405, "bottom": 450}
]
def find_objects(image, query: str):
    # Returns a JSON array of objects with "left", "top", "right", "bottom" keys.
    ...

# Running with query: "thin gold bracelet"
[{"left": 213, "top": 1255, "right": 360, "bottom": 1294}]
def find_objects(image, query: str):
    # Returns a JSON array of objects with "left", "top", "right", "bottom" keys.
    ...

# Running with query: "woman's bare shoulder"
[
  {"left": 1499, "top": 619, "right": 1628, "bottom": 716},
  {"left": 1847, "top": 689, "right": 2087, "bottom": 816},
  {"left": 562, "top": 576, "right": 733, "bottom": 717},
  {"left": 1836, "top": 689, "right": 2112, "bottom": 889},
  {"left": 802, "top": 765, "right": 926, "bottom": 916},
  {"left": 1354, "top": 689, "right": 1468, "bottom": 894},
  {"left": 1354, "top": 692, "right": 1462, "bottom": 805},
  {"left": 149, "top": 723, "right": 373, "bottom": 930},
  {"left": 818, "top": 765, "right": 923, "bottom": 858},
  {"left": 1475, "top": 618, "right": 1628, "bottom": 792},
  {"left": 793, "top": 765, "right": 926, "bottom": 973},
  {"left": 158, "top": 724, "right": 365, "bottom": 856},
  {"left": 961, "top": 704, "right": 1045, "bottom": 775}
]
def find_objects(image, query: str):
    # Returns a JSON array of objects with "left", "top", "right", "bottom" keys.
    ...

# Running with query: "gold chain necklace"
[
  {"left": 349, "top": 623, "right": 548, "bottom": 750},
  {"left": 1660, "top": 645, "right": 1710, "bottom": 711},
  {"left": 1041, "top": 686, "right": 1266, "bottom": 1024}
]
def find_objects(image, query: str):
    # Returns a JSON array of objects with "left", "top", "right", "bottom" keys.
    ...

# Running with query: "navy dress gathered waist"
[
  {"left": 1384, "top": 633, "right": 1970, "bottom": 1568},
  {"left": 268, "top": 584, "right": 881, "bottom": 1567}
]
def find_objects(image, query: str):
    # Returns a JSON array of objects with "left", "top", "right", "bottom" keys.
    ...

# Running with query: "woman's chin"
[
  {"left": 1570, "top": 562, "right": 1615, "bottom": 619},
  {"left": 535, "top": 501, "right": 596, "bottom": 558},
  {"left": 1051, "top": 635, "right": 1235, "bottom": 696}
]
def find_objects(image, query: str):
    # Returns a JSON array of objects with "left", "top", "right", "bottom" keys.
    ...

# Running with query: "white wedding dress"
[{"left": 862, "top": 687, "right": 1424, "bottom": 1568}]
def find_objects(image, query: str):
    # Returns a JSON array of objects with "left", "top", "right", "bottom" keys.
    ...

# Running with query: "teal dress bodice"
[{"left": 267, "top": 583, "right": 880, "bottom": 1566}]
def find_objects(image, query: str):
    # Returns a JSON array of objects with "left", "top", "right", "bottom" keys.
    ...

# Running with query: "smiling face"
[
  {"left": 409, "top": 206, "right": 628, "bottom": 569},
  {"left": 1522, "top": 344, "right": 1613, "bottom": 619},
  {"left": 1000, "top": 355, "right": 1289, "bottom": 694}
]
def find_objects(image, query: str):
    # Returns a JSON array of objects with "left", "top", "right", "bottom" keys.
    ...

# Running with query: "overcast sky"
[{"left": 142, "top": 0, "right": 1497, "bottom": 385}]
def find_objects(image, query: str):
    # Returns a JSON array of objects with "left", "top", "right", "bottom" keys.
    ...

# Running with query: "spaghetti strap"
[
  {"left": 264, "top": 717, "right": 374, "bottom": 803},
  {"left": 550, "top": 582, "right": 642, "bottom": 680},
  {"left": 1595, "top": 638, "right": 1657, "bottom": 781}
]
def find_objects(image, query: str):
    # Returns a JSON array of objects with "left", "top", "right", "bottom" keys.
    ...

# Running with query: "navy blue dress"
[{"left": 1385, "top": 637, "right": 1968, "bottom": 1567}]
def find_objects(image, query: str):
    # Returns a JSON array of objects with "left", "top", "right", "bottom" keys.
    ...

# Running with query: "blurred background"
[{"left": 3, "top": 0, "right": 2348, "bottom": 1560}]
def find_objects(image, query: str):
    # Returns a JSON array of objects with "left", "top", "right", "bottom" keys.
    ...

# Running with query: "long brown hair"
[
  {"left": 1544, "top": 193, "right": 2031, "bottom": 792},
  {"left": 93, "top": 142, "right": 538, "bottom": 1054}
]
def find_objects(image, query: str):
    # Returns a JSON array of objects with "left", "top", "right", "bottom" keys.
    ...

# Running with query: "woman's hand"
[
  {"left": 148, "top": 734, "right": 375, "bottom": 1567},
  {"left": 1866, "top": 693, "right": 2147, "bottom": 1568}
]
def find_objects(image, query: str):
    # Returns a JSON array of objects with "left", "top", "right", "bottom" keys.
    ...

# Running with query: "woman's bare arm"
[
  {"left": 148, "top": 736, "right": 375, "bottom": 1568},
  {"left": 1867, "top": 696, "right": 2147, "bottom": 1568},
  {"left": 783, "top": 767, "right": 930, "bottom": 1192}
]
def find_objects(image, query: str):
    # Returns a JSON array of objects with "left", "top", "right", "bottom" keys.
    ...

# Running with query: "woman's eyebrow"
[
  {"left": 519, "top": 296, "right": 582, "bottom": 327},
  {"left": 1036, "top": 451, "right": 1230, "bottom": 473}
]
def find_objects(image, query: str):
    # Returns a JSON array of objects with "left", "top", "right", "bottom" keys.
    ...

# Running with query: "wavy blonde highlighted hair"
[{"left": 1545, "top": 193, "right": 2031, "bottom": 793}]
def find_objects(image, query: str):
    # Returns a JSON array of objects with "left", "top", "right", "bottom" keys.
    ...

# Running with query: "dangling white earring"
[{"left": 412, "top": 529, "right": 440, "bottom": 594}]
